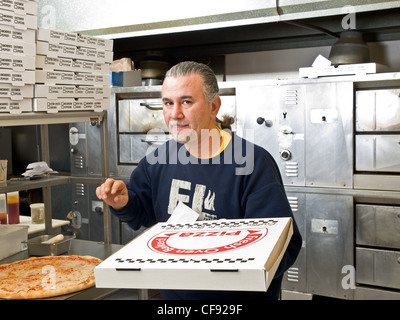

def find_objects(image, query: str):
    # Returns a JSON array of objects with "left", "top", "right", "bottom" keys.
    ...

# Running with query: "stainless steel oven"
[{"left": 235, "top": 74, "right": 400, "bottom": 300}]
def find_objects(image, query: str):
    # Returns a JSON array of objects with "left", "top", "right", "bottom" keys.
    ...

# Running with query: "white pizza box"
[
  {"left": 0, "top": 0, "right": 37, "bottom": 16},
  {"left": 35, "top": 70, "right": 111, "bottom": 86},
  {"left": 37, "top": 27, "right": 113, "bottom": 51},
  {"left": 299, "top": 62, "right": 377, "bottom": 78},
  {"left": 0, "top": 84, "right": 33, "bottom": 100},
  {"left": 36, "top": 41, "right": 113, "bottom": 64},
  {"left": 0, "top": 24, "right": 36, "bottom": 43},
  {"left": 0, "top": 70, "right": 35, "bottom": 86},
  {"left": 0, "top": 98, "right": 32, "bottom": 113},
  {"left": 0, "top": 53, "right": 35, "bottom": 71},
  {"left": 36, "top": 55, "right": 110, "bottom": 74},
  {"left": 0, "top": 8, "right": 37, "bottom": 30},
  {"left": 34, "top": 84, "right": 110, "bottom": 99},
  {"left": 0, "top": 38, "right": 35, "bottom": 56},
  {"left": 95, "top": 217, "right": 293, "bottom": 292},
  {"left": 33, "top": 97, "right": 109, "bottom": 113}
]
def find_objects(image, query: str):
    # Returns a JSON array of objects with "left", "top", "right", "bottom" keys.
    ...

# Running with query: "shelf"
[
  {"left": 0, "top": 175, "right": 71, "bottom": 193},
  {"left": 0, "top": 111, "right": 106, "bottom": 127}
]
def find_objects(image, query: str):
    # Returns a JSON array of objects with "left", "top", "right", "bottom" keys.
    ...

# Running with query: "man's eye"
[{"left": 182, "top": 100, "right": 192, "bottom": 105}]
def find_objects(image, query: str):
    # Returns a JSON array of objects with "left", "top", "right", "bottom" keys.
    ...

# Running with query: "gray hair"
[{"left": 165, "top": 61, "right": 219, "bottom": 103}]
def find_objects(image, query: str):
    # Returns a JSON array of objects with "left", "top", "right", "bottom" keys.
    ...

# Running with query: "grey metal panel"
[
  {"left": 281, "top": 192, "right": 307, "bottom": 293},
  {"left": 305, "top": 82, "right": 353, "bottom": 188},
  {"left": 87, "top": 123, "right": 103, "bottom": 176},
  {"left": 70, "top": 123, "right": 87, "bottom": 177},
  {"left": 356, "top": 135, "right": 400, "bottom": 172},
  {"left": 356, "top": 89, "right": 400, "bottom": 132},
  {"left": 355, "top": 286, "right": 400, "bottom": 300},
  {"left": 236, "top": 84, "right": 305, "bottom": 186},
  {"left": 306, "top": 193, "right": 354, "bottom": 299},
  {"left": 278, "top": 85, "right": 306, "bottom": 186},
  {"left": 356, "top": 247, "right": 400, "bottom": 290},
  {"left": 356, "top": 204, "right": 400, "bottom": 249}
]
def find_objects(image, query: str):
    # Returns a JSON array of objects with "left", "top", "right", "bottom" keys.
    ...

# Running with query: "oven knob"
[
  {"left": 280, "top": 149, "right": 292, "bottom": 161},
  {"left": 256, "top": 117, "right": 273, "bottom": 127}
]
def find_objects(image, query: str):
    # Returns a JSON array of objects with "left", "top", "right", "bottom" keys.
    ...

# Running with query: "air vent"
[
  {"left": 287, "top": 267, "right": 299, "bottom": 282},
  {"left": 287, "top": 196, "right": 299, "bottom": 212},
  {"left": 285, "top": 162, "right": 299, "bottom": 177},
  {"left": 73, "top": 155, "right": 84, "bottom": 169},
  {"left": 285, "top": 90, "right": 298, "bottom": 106},
  {"left": 75, "top": 183, "right": 85, "bottom": 196}
]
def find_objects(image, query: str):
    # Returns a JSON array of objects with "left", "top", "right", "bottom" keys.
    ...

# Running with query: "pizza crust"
[{"left": 0, "top": 255, "right": 102, "bottom": 299}]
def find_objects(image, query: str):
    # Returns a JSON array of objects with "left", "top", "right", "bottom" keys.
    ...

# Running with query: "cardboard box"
[
  {"left": 0, "top": 84, "right": 33, "bottom": 100},
  {"left": 0, "top": 98, "right": 32, "bottom": 113},
  {"left": 35, "top": 70, "right": 111, "bottom": 86},
  {"left": 0, "top": 38, "right": 35, "bottom": 56},
  {"left": 0, "top": 8, "right": 37, "bottom": 30},
  {"left": 37, "top": 27, "right": 113, "bottom": 51},
  {"left": 0, "top": 0, "right": 37, "bottom": 16},
  {"left": 95, "top": 217, "right": 293, "bottom": 292},
  {"left": 0, "top": 25, "right": 36, "bottom": 43},
  {"left": 36, "top": 41, "right": 113, "bottom": 64},
  {"left": 0, "top": 53, "right": 35, "bottom": 71},
  {"left": 111, "top": 70, "right": 142, "bottom": 87},
  {"left": 299, "top": 63, "right": 377, "bottom": 78},
  {"left": 0, "top": 70, "right": 35, "bottom": 86},
  {"left": 36, "top": 55, "right": 109, "bottom": 74},
  {"left": 33, "top": 97, "right": 109, "bottom": 113},
  {"left": 34, "top": 84, "right": 110, "bottom": 99}
]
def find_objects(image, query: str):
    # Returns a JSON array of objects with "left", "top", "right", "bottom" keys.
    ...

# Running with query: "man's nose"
[{"left": 170, "top": 103, "right": 184, "bottom": 119}]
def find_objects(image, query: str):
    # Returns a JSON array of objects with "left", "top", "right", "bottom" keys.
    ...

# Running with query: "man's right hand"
[{"left": 96, "top": 178, "right": 129, "bottom": 210}]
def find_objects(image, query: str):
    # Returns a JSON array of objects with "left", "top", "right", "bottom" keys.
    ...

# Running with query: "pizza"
[{"left": 0, "top": 255, "right": 102, "bottom": 299}]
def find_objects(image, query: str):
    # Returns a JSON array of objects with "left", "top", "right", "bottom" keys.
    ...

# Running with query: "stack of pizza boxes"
[
  {"left": 0, "top": 0, "right": 37, "bottom": 113},
  {"left": 34, "top": 27, "right": 113, "bottom": 113}
]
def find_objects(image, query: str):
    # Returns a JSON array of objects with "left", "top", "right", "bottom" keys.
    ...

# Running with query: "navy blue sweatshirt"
[{"left": 111, "top": 132, "right": 302, "bottom": 300}]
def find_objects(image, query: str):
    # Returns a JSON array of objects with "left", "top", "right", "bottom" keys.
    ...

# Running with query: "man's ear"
[{"left": 210, "top": 96, "right": 221, "bottom": 118}]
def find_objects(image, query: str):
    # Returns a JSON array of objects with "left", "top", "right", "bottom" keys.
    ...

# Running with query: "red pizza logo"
[{"left": 148, "top": 228, "right": 268, "bottom": 255}]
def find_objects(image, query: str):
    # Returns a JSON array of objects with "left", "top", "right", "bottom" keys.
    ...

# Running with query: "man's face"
[{"left": 162, "top": 73, "right": 220, "bottom": 145}]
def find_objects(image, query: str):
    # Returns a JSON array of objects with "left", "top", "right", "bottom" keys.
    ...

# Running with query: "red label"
[{"left": 147, "top": 228, "right": 268, "bottom": 255}]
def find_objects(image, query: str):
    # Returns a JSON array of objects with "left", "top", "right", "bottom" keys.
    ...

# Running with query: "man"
[{"left": 96, "top": 61, "right": 302, "bottom": 299}]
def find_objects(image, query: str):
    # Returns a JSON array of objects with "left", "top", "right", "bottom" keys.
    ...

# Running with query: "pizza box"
[
  {"left": 0, "top": 53, "right": 35, "bottom": 71},
  {"left": 36, "top": 41, "right": 113, "bottom": 64},
  {"left": 0, "top": 98, "right": 32, "bottom": 113},
  {"left": 35, "top": 70, "right": 111, "bottom": 86},
  {"left": 299, "top": 62, "right": 377, "bottom": 78},
  {"left": 33, "top": 98, "right": 109, "bottom": 113},
  {"left": 0, "top": 84, "right": 33, "bottom": 100},
  {"left": 34, "top": 84, "right": 110, "bottom": 99},
  {"left": 36, "top": 55, "right": 110, "bottom": 74},
  {"left": 0, "top": 8, "right": 37, "bottom": 30},
  {"left": 37, "top": 27, "right": 113, "bottom": 51},
  {"left": 0, "top": 70, "right": 35, "bottom": 86},
  {"left": 95, "top": 217, "right": 293, "bottom": 292},
  {"left": 0, "top": 39, "right": 36, "bottom": 56},
  {"left": 0, "top": 0, "right": 37, "bottom": 16},
  {"left": 0, "top": 25, "right": 36, "bottom": 43}
]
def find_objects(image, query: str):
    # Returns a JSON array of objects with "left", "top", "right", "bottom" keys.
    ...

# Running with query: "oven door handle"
[{"left": 140, "top": 102, "right": 163, "bottom": 110}]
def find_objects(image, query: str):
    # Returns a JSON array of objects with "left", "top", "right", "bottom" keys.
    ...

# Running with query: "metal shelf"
[
  {"left": 0, "top": 175, "right": 71, "bottom": 194},
  {"left": 0, "top": 111, "right": 105, "bottom": 127},
  {"left": 1, "top": 110, "right": 110, "bottom": 243}
]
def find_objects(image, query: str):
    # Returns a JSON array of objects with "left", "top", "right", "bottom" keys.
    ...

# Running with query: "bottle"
[
  {"left": 0, "top": 193, "right": 7, "bottom": 224},
  {"left": 7, "top": 191, "right": 20, "bottom": 224}
]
